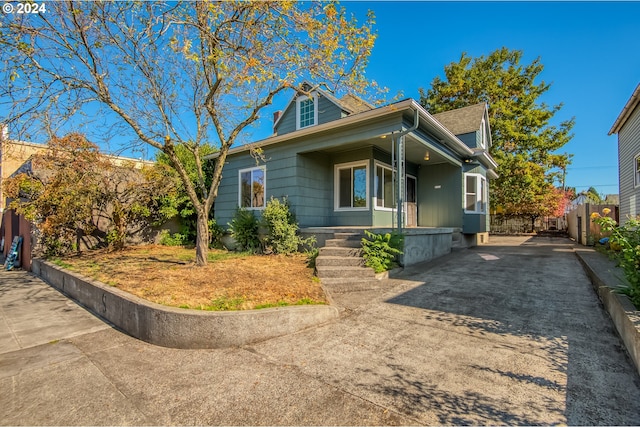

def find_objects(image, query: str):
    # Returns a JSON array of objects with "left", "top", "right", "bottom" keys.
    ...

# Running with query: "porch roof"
[{"left": 205, "top": 99, "right": 476, "bottom": 165}]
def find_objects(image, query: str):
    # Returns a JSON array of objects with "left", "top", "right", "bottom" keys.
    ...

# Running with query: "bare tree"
[{"left": 1, "top": 0, "right": 379, "bottom": 265}]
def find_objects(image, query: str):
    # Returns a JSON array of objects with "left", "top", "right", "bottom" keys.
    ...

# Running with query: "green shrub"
[
  {"left": 361, "top": 230, "right": 404, "bottom": 273},
  {"left": 592, "top": 211, "right": 640, "bottom": 308},
  {"left": 208, "top": 219, "right": 224, "bottom": 248},
  {"left": 260, "top": 197, "right": 316, "bottom": 255},
  {"left": 158, "top": 230, "right": 188, "bottom": 246},
  {"left": 228, "top": 208, "right": 261, "bottom": 253},
  {"left": 261, "top": 197, "right": 300, "bottom": 255}
]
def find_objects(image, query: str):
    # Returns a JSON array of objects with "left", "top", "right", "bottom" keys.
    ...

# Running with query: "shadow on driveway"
[{"left": 384, "top": 236, "right": 640, "bottom": 425}]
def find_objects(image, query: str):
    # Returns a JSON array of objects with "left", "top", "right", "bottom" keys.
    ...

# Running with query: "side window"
[
  {"left": 635, "top": 154, "right": 640, "bottom": 187},
  {"left": 239, "top": 166, "right": 265, "bottom": 209},
  {"left": 375, "top": 164, "right": 394, "bottom": 209},
  {"left": 464, "top": 173, "right": 487, "bottom": 213}
]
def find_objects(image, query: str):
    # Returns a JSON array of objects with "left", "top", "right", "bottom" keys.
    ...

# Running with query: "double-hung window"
[
  {"left": 296, "top": 94, "right": 318, "bottom": 130},
  {"left": 635, "top": 154, "right": 640, "bottom": 188},
  {"left": 239, "top": 166, "right": 265, "bottom": 209},
  {"left": 335, "top": 161, "right": 368, "bottom": 210},
  {"left": 465, "top": 173, "right": 487, "bottom": 213},
  {"left": 375, "top": 163, "right": 394, "bottom": 209}
]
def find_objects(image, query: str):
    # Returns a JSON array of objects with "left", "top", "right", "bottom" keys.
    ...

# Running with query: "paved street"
[{"left": 2, "top": 235, "right": 640, "bottom": 425}]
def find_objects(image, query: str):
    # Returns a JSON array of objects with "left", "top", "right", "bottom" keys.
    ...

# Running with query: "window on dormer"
[
  {"left": 296, "top": 94, "right": 317, "bottom": 130},
  {"left": 480, "top": 118, "right": 487, "bottom": 149}
]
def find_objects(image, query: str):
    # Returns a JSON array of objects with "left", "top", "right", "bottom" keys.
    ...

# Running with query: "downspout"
[{"left": 392, "top": 108, "right": 420, "bottom": 235}]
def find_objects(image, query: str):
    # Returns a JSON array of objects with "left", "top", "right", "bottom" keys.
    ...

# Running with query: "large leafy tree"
[
  {"left": 419, "top": 47, "right": 574, "bottom": 220},
  {"left": 1, "top": 0, "right": 379, "bottom": 265},
  {"left": 4, "top": 133, "right": 179, "bottom": 255}
]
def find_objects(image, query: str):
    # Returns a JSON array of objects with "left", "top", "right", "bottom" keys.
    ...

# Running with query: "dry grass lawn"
[{"left": 54, "top": 245, "right": 327, "bottom": 310}]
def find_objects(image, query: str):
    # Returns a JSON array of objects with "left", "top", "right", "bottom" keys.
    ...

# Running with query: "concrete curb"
[
  {"left": 575, "top": 250, "right": 640, "bottom": 375},
  {"left": 31, "top": 258, "right": 339, "bottom": 350}
]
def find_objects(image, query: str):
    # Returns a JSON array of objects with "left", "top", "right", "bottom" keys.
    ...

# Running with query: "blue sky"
[{"left": 251, "top": 1, "right": 640, "bottom": 197}]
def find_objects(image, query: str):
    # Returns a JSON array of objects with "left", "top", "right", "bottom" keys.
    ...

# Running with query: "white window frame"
[
  {"left": 334, "top": 160, "right": 369, "bottom": 211},
  {"left": 238, "top": 166, "right": 266, "bottom": 210},
  {"left": 464, "top": 173, "right": 487, "bottom": 214},
  {"left": 480, "top": 118, "right": 487, "bottom": 149},
  {"left": 634, "top": 153, "right": 640, "bottom": 188},
  {"left": 374, "top": 162, "right": 395, "bottom": 211},
  {"left": 296, "top": 94, "right": 318, "bottom": 130}
]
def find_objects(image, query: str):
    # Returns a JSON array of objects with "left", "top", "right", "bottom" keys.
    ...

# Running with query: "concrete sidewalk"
[
  {"left": 2, "top": 236, "right": 640, "bottom": 425},
  {"left": 0, "top": 269, "right": 110, "bottom": 354}
]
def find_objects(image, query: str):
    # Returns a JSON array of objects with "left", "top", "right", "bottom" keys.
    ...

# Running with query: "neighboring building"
[
  {"left": 609, "top": 83, "right": 640, "bottom": 224},
  {"left": 0, "top": 126, "right": 49, "bottom": 215},
  {"left": 1, "top": 130, "right": 164, "bottom": 269},
  {"left": 207, "top": 84, "right": 498, "bottom": 262}
]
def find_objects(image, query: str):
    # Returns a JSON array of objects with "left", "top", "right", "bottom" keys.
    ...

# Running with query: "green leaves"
[
  {"left": 420, "top": 47, "right": 574, "bottom": 218},
  {"left": 593, "top": 213, "right": 640, "bottom": 308},
  {"left": 361, "top": 230, "right": 403, "bottom": 273}
]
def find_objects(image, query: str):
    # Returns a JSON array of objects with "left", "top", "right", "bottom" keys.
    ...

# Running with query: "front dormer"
[
  {"left": 432, "top": 102, "right": 491, "bottom": 151},
  {"left": 273, "top": 83, "right": 373, "bottom": 136}
]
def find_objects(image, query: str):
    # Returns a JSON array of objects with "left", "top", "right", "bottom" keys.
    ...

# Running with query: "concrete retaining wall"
[
  {"left": 401, "top": 228, "right": 453, "bottom": 266},
  {"left": 576, "top": 252, "right": 640, "bottom": 375},
  {"left": 32, "top": 258, "right": 339, "bottom": 349}
]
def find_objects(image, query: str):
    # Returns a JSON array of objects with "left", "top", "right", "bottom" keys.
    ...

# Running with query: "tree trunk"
[{"left": 195, "top": 209, "right": 210, "bottom": 266}]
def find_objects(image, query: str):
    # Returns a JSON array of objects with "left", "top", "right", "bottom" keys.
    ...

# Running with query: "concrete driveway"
[{"left": 2, "top": 235, "right": 640, "bottom": 425}]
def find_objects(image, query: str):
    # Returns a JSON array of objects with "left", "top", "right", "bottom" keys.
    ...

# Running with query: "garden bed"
[{"left": 51, "top": 245, "right": 327, "bottom": 310}]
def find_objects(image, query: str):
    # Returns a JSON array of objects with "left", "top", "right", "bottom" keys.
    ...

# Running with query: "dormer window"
[{"left": 296, "top": 94, "right": 318, "bottom": 130}]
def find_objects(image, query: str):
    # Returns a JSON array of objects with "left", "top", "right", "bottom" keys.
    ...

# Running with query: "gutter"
[{"left": 609, "top": 83, "right": 640, "bottom": 135}]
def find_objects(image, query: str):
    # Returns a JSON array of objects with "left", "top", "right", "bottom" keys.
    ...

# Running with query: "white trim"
[
  {"left": 238, "top": 165, "right": 266, "bottom": 210},
  {"left": 634, "top": 152, "right": 640, "bottom": 188},
  {"left": 464, "top": 172, "right": 487, "bottom": 214},
  {"left": 334, "top": 160, "right": 369, "bottom": 211},
  {"left": 296, "top": 93, "right": 318, "bottom": 130},
  {"left": 480, "top": 117, "right": 487, "bottom": 149},
  {"left": 405, "top": 174, "right": 418, "bottom": 226}
]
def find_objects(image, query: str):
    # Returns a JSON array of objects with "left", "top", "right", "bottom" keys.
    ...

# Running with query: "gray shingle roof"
[
  {"left": 432, "top": 102, "right": 486, "bottom": 136},
  {"left": 338, "top": 94, "right": 375, "bottom": 114}
]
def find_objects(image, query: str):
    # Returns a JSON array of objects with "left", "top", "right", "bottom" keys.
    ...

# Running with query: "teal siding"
[
  {"left": 457, "top": 132, "right": 477, "bottom": 150},
  {"left": 295, "top": 153, "right": 332, "bottom": 226},
  {"left": 418, "top": 163, "right": 463, "bottom": 228},
  {"left": 275, "top": 101, "right": 297, "bottom": 136}
]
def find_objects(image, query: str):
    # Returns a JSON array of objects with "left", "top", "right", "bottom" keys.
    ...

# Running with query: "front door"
[{"left": 405, "top": 175, "right": 417, "bottom": 227}]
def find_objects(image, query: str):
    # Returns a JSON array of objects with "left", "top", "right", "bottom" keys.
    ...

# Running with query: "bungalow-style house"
[
  {"left": 207, "top": 84, "right": 498, "bottom": 265},
  {"left": 609, "top": 83, "right": 640, "bottom": 225}
]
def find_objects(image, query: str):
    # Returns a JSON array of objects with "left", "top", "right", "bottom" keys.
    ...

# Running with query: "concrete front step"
[
  {"left": 319, "top": 277, "right": 385, "bottom": 293},
  {"left": 316, "top": 266, "right": 376, "bottom": 279},
  {"left": 315, "top": 256, "right": 365, "bottom": 267},
  {"left": 319, "top": 246, "right": 362, "bottom": 257},
  {"left": 325, "top": 238, "right": 361, "bottom": 248},
  {"left": 333, "top": 232, "right": 364, "bottom": 241}
]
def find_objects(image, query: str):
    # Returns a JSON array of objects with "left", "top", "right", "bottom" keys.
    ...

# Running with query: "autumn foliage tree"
[
  {"left": 420, "top": 48, "right": 574, "bottom": 221},
  {"left": 3, "top": 133, "right": 179, "bottom": 255},
  {"left": 1, "top": 0, "right": 379, "bottom": 265}
]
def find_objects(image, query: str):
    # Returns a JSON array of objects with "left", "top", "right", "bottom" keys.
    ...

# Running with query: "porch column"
[{"left": 396, "top": 135, "right": 405, "bottom": 233}]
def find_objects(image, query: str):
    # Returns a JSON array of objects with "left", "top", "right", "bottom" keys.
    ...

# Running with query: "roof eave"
[
  {"left": 609, "top": 83, "right": 640, "bottom": 135},
  {"left": 206, "top": 99, "right": 476, "bottom": 160}
]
